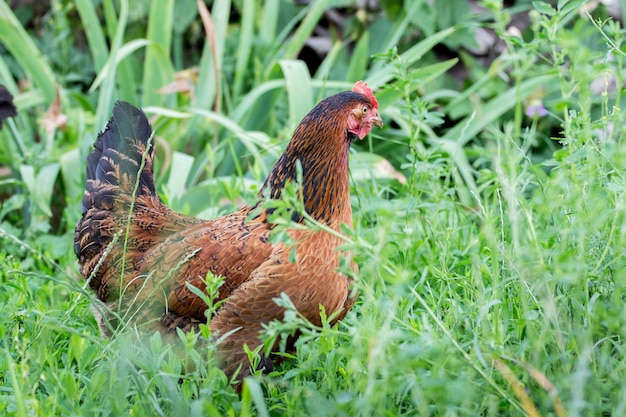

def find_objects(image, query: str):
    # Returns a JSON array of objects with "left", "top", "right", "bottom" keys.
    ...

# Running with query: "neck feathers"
[{"left": 261, "top": 94, "right": 357, "bottom": 227}]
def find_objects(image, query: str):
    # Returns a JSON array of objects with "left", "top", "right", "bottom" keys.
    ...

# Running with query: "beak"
[{"left": 371, "top": 110, "right": 383, "bottom": 128}]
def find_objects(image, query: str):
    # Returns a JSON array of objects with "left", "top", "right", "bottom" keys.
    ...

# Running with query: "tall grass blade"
[
  {"left": 376, "top": 59, "right": 459, "bottom": 108},
  {"left": 75, "top": 0, "right": 108, "bottom": 71},
  {"left": 167, "top": 152, "right": 195, "bottom": 202},
  {"left": 346, "top": 31, "right": 370, "bottom": 82},
  {"left": 90, "top": 39, "right": 151, "bottom": 93},
  {"left": 94, "top": 0, "right": 129, "bottom": 132},
  {"left": 279, "top": 59, "right": 313, "bottom": 127},
  {"left": 187, "top": 107, "right": 270, "bottom": 156},
  {"left": 142, "top": 0, "right": 175, "bottom": 107},
  {"left": 5, "top": 351, "right": 27, "bottom": 417},
  {"left": 283, "top": 0, "right": 329, "bottom": 59},
  {"left": 314, "top": 40, "right": 343, "bottom": 82},
  {"left": 232, "top": 0, "right": 254, "bottom": 100},
  {"left": 102, "top": 0, "right": 138, "bottom": 104},
  {"left": 368, "top": 26, "right": 456, "bottom": 88},
  {"left": 371, "top": 0, "right": 423, "bottom": 63},
  {"left": 0, "top": 0, "right": 57, "bottom": 102},
  {"left": 259, "top": 0, "right": 279, "bottom": 45},
  {"left": 60, "top": 148, "right": 84, "bottom": 204},
  {"left": 19, "top": 163, "right": 60, "bottom": 219},
  {"left": 211, "top": 0, "right": 232, "bottom": 108}
]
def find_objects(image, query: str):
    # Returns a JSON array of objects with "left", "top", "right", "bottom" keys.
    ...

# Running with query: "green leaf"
[
  {"left": 557, "top": 0, "right": 569, "bottom": 10},
  {"left": 279, "top": 59, "right": 313, "bottom": 127},
  {"left": 242, "top": 377, "right": 269, "bottom": 417},
  {"left": 19, "top": 163, "right": 60, "bottom": 218},
  {"left": 533, "top": 1, "right": 556, "bottom": 16},
  {"left": 60, "top": 148, "right": 84, "bottom": 204},
  {"left": 167, "top": 152, "right": 195, "bottom": 201},
  {"left": 4, "top": 351, "right": 27, "bottom": 417},
  {"left": 68, "top": 333, "right": 86, "bottom": 368},
  {"left": 375, "top": 59, "right": 459, "bottom": 110},
  {"left": 410, "top": 58, "right": 459, "bottom": 85},
  {"left": 558, "top": 0, "right": 585, "bottom": 15}
]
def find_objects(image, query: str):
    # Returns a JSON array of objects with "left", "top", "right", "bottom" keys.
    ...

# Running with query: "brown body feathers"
[{"left": 74, "top": 83, "right": 382, "bottom": 382}]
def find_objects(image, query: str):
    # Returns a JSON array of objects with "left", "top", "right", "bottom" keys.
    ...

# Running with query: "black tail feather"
[
  {"left": 0, "top": 85, "right": 17, "bottom": 130},
  {"left": 74, "top": 102, "right": 161, "bottom": 279},
  {"left": 87, "top": 101, "right": 153, "bottom": 180},
  {"left": 81, "top": 101, "right": 156, "bottom": 214}
]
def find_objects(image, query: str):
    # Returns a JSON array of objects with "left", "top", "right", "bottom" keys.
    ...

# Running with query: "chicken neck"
[{"left": 260, "top": 125, "right": 354, "bottom": 229}]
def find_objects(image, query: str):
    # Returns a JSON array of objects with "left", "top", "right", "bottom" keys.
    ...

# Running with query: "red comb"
[{"left": 352, "top": 81, "right": 378, "bottom": 109}]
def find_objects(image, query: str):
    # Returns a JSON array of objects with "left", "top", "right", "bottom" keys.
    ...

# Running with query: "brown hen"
[{"left": 74, "top": 81, "right": 382, "bottom": 381}]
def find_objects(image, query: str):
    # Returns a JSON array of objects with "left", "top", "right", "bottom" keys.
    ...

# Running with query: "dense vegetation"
[{"left": 1, "top": 0, "right": 625, "bottom": 415}]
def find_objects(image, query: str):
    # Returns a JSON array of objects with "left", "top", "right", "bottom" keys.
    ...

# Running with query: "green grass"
[{"left": 1, "top": 0, "right": 626, "bottom": 415}]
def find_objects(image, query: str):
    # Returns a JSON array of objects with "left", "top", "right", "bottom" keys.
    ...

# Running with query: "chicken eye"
[{"left": 362, "top": 106, "right": 368, "bottom": 114}]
